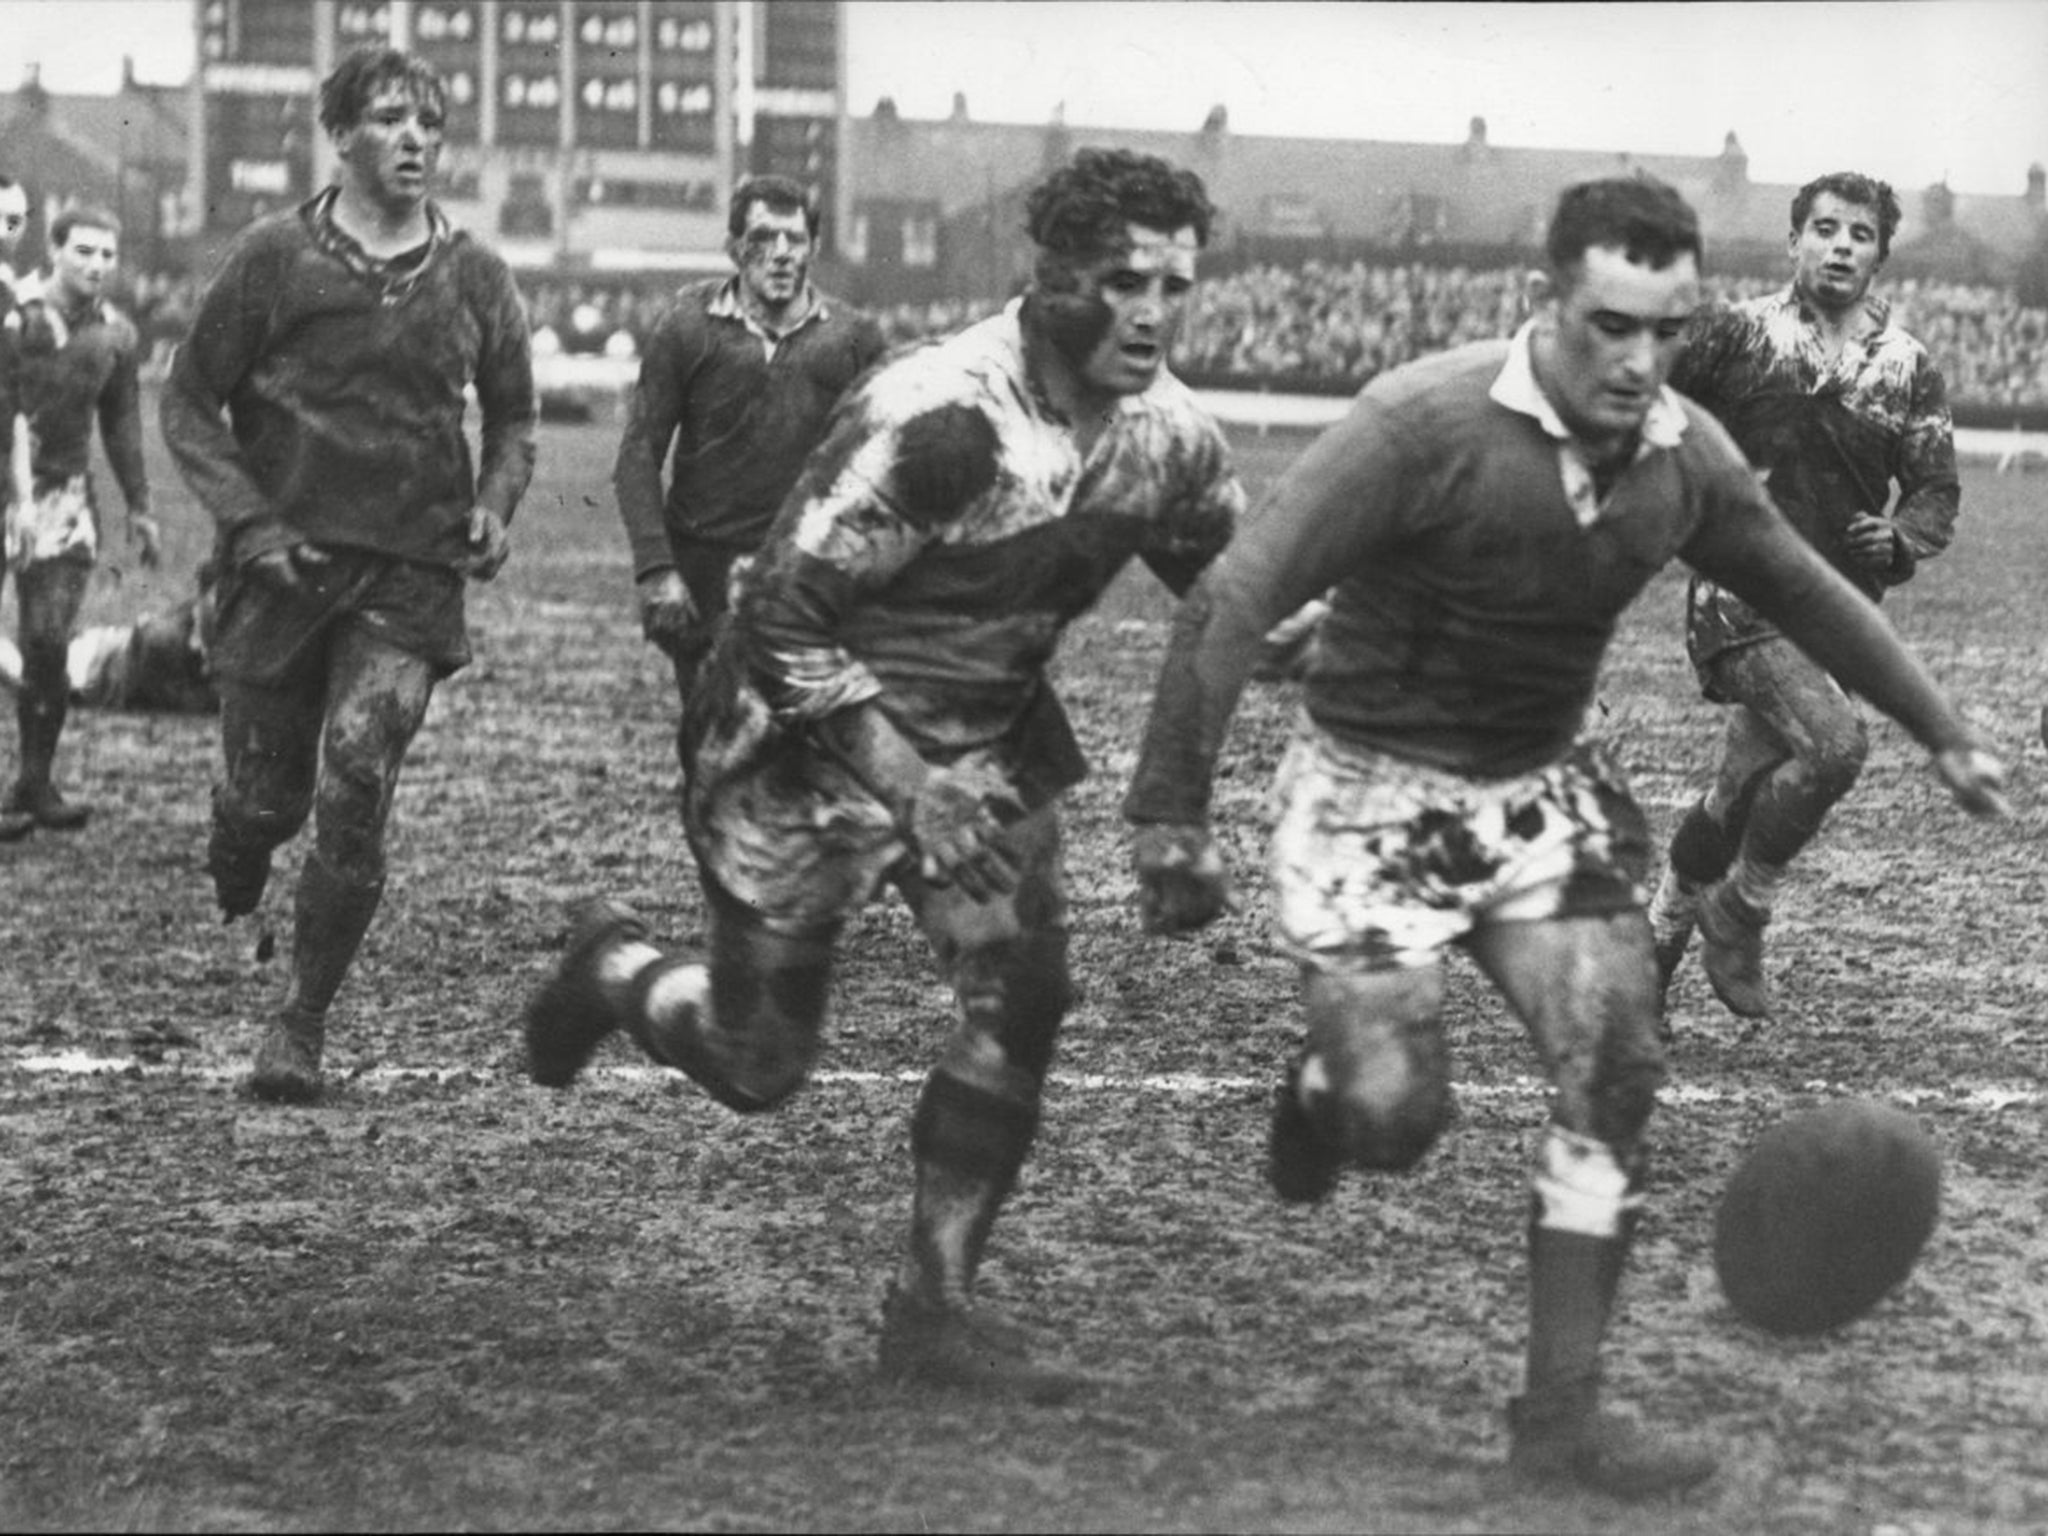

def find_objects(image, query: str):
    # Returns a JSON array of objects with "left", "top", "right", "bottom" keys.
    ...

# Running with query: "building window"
[{"left": 903, "top": 213, "right": 937, "bottom": 269}]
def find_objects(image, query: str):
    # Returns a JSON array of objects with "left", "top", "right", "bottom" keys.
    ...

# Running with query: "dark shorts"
[{"left": 211, "top": 549, "right": 470, "bottom": 688}]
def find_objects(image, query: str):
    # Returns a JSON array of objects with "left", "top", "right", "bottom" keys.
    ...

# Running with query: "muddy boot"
[
  {"left": 248, "top": 1005, "right": 326, "bottom": 1104},
  {"left": 1696, "top": 880, "right": 1773, "bottom": 1019},
  {"left": 1508, "top": 1378, "right": 1717, "bottom": 1500},
  {"left": 245, "top": 855, "right": 383, "bottom": 1105},
  {"left": 523, "top": 898, "right": 651, "bottom": 1087},
  {"left": 0, "top": 803, "right": 31, "bottom": 841},
  {"left": 207, "top": 795, "right": 275, "bottom": 921},
  {"left": 877, "top": 1284, "right": 1093, "bottom": 1405},
  {"left": 9, "top": 679, "right": 87, "bottom": 829},
  {"left": 1267, "top": 1055, "right": 1343, "bottom": 1204}
]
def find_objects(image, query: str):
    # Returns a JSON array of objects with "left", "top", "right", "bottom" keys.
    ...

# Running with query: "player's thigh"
[
  {"left": 1464, "top": 910, "right": 1664, "bottom": 1145},
  {"left": 1713, "top": 638, "right": 1865, "bottom": 769},
  {"left": 321, "top": 627, "right": 438, "bottom": 787}
]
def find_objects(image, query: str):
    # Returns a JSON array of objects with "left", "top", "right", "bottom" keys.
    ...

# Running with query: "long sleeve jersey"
[
  {"left": 161, "top": 190, "right": 536, "bottom": 571},
  {"left": 611, "top": 277, "right": 887, "bottom": 576},
  {"left": 15, "top": 289, "right": 149, "bottom": 513},
  {"left": 1125, "top": 326, "right": 1965, "bottom": 824},
  {"left": 1668, "top": 287, "right": 1958, "bottom": 666},
  {"left": 692, "top": 302, "right": 1244, "bottom": 806}
]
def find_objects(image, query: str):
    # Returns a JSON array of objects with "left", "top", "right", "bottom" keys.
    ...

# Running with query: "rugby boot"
[
  {"left": 206, "top": 818, "right": 273, "bottom": 921},
  {"left": 4, "top": 778, "right": 89, "bottom": 830},
  {"left": 248, "top": 1005, "right": 325, "bottom": 1104},
  {"left": 1696, "top": 880, "right": 1773, "bottom": 1019},
  {"left": 0, "top": 804, "right": 31, "bottom": 841},
  {"left": 1267, "top": 1057, "right": 1343, "bottom": 1204},
  {"left": 877, "top": 1285, "right": 1094, "bottom": 1406},
  {"left": 1508, "top": 1380, "right": 1717, "bottom": 1500},
  {"left": 524, "top": 898, "right": 650, "bottom": 1087}
]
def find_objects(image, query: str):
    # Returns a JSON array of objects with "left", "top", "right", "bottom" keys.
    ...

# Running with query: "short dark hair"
[
  {"left": 1790, "top": 171, "right": 1902, "bottom": 260},
  {"left": 318, "top": 46, "right": 446, "bottom": 137},
  {"left": 1024, "top": 148, "right": 1217, "bottom": 260},
  {"left": 49, "top": 203, "right": 119, "bottom": 249},
  {"left": 728, "top": 175, "right": 818, "bottom": 239},
  {"left": 1546, "top": 175, "right": 1702, "bottom": 286}
]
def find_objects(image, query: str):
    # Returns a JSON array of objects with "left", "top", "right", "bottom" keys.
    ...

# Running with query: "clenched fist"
[{"left": 1132, "top": 823, "right": 1233, "bottom": 934}]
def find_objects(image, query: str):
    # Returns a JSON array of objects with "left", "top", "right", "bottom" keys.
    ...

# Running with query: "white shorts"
[
  {"left": 1269, "top": 722, "right": 1649, "bottom": 972},
  {"left": 5, "top": 474, "right": 97, "bottom": 566}
]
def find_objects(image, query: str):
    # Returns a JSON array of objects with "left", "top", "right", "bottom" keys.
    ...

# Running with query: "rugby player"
[
  {"left": 614, "top": 175, "right": 886, "bottom": 704},
  {"left": 1648, "top": 172, "right": 1959, "bottom": 1018},
  {"left": 1122, "top": 176, "right": 2006, "bottom": 1497},
  {"left": 525, "top": 148, "right": 1243, "bottom": 1401},
  {"left": 0, "top": 203, "right": 157, "bottom": 841},
  {"left": 0, "top": 564, "right": 218, "bottom": 715},
  {"left": 161, "top": 46, "right": 536, "bottom": 1102}
]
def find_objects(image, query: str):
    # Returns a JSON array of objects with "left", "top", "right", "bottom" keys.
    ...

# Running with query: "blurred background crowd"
[{"left": 116, "top": 259, "right": 2048, "bottom": 411}]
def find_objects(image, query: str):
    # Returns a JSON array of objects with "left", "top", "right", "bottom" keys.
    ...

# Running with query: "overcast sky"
[{"left": 1, "top": 1, "right": 2042, "bottom": 197}]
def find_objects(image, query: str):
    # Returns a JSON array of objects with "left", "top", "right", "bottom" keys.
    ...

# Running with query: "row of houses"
[{"left": 2, "top": 67, "right": 2044, "bottom": 308}]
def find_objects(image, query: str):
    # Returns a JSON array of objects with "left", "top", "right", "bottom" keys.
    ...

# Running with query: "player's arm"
[
  {"left": 1872, "top": 355, "right": 1961, "bottom": 584},
  {"left": 743, "top": 401, "right": 1021, "bottom": 896},
  {"left": 1681, "top": 486, "right": 2005, "bottom": 816},
  {"left": 159, "top": 239, "right": 296, "bottom": 569},
  {"left": 96, "top": 316, "right": 157, "bottom": 568},
  {"left": 1123, "top": 400, "right": 1410, "bottom": 931},
  {"left": 457, "top": 260, "right": 537, "bottom": 582},
  {"left": 612, "top": 309, "right": 701, "bottom": 646},
  {"left": 1137, "top": 412, "right": 1246, "bottom": 596}
]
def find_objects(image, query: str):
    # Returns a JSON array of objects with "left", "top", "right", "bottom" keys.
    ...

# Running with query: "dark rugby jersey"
[
  {"left": 14, "top": 289, "right": 148, "bottom": 510},
  {"left": 162, "top": 189, "right": 536, "bottom": 572},
  {"left": 695, "top": 302, "right": 1243, "bottom": 803},
  {"left": 1670, "top": 288, "right": 1958, "bottom": 667},
  {"left": 1125, "top": 328, "right": 1795, "bottom": 817},
  {"left": 612, "top": 277, "right": 887, "bottom": 575}
]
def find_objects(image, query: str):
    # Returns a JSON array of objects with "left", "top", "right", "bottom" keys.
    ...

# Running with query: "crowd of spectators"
[{"left": 105, "top": 258, "right": 2048, "bottom": 411}]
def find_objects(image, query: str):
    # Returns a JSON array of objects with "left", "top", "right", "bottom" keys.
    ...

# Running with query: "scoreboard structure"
[{"left": 190, "top": 0, "right": 848, "bottom": 271}]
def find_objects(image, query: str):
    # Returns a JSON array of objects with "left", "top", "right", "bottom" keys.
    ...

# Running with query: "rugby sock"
[
  {"left": 1524, "top": 1128, "right": 1636, "bottom": 1402},
  {"left": 901, "top": 1069, "right": 1039, "bottom": 1306},
  {"left": 285, "top": 854, "right": 385, "bottom": 1019},
  {"left": 1725, "top": 852, "right": 1786, "bottom": 914},
  {"left": 1645, "top": 865, "right": 1701, "bottom": 951}
]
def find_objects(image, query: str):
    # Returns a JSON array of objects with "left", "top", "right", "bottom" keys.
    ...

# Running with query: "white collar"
[{"left": 1490, "top": 321, "right": 1688, "bottom": 451}]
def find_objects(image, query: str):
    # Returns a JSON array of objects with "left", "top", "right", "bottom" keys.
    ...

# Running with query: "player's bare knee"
[{"left": 1304, "top": 1050, "right": 1453, "bottom": 1172}]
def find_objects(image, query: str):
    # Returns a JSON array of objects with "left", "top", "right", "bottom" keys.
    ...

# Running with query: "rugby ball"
[{"left": 1713, "top": 1099, "right": 1940, "bottom": 1336}]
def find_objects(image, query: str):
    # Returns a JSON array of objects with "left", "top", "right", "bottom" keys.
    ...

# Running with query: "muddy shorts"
[
  {"left": 1269, "top": 723, "right": 1649, "bottom": 972},
  {"left": 211, "top": 549, "right": 470, "bottom": 688},
  {"left": 5, "top": 475, "right": 96, "bottom": 566}
]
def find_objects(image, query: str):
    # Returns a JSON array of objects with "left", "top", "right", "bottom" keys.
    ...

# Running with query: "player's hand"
[
  {"left": 1844, "top": 512, "right": 1898, "bottom": 573},
  {"left": 1933, "top": 743, "right": 2010, "bottom": 819},
  {"left": 909, "top": 759, "right": 1025, "bottom": 901},
  {"left": 461, "top": 505, "right": 511, "bottom": 581},
  {"left": 636, "top": 569, "right": 698, "bottom": 657},
  {"left": 248, "top": 541, "right": 332, "bottom": 594},
  {"left": 1132, "top": 823, "right": 1233, "bottom": 934},
  {"left": 129, "top": 513, "right": 162, "bottom": 571}
]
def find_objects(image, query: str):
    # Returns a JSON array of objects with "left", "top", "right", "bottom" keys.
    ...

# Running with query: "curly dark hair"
[
  {"left": 1024, "top": 148, "right": 1218, "bottom": 259},
  {"left": 318, "top": 46, "right": 447, "bottom": 137},
  {"left": 1791, "top": 171, "right": 1902, "bottom": 260},
  {"left": 1546, "top": 174, "right": 1702, "bottom": 283}
]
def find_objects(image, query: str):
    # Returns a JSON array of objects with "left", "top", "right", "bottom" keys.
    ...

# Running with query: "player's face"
[
  {"left": 338, "top": 82, "right": 445, "bottom": 215},
  {"left": 729, "top": 202, "right": 813, "bottom": 315},
  {"left": 1533, "top": 243, "right": 1699, "bottom": 446},
  {"left": 0, "top": 188, "right": 27, "bottom": 264},
  {"left": 1790, "top": 191, "right": 1885, "bottom": 313},
  {"left": 49, "top": 222, "right": 118, "bottom": 308},
  {"left": 1063, "top": 222, "right": 1201, "bottom": 397}
]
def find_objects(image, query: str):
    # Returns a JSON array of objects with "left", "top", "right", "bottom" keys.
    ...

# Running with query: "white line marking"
[{"left": 6, "top": 1052, "right": 2040, "bottom": 1111}]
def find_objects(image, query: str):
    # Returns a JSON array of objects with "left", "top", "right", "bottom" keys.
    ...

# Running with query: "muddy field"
[{"left": 3, "top": 406, "right": 2045, "bottom": 1534}]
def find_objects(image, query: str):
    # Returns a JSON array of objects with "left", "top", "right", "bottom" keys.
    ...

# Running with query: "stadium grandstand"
[{"left": 0, "top": 1, "right": 2041, "bottom": 422}]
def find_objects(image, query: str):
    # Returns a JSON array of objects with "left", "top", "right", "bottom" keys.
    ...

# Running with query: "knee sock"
[{"left": 899, "top": 1068, "right": 1039, "bottom": 1309}]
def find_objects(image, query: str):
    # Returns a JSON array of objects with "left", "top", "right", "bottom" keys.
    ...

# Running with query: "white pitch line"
[{"left": 6, "top": 1051, "right": 2041, "bottom": 1112}]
